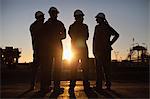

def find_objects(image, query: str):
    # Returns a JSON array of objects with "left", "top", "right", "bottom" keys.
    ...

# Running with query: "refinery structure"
[
  {"left": 126, "top": 44, "right": 149, "bottom": 63},
  {"left": 0, "top": 47, "right": 21, "bottom": 68},
  {"left": 0, "top": 42, "right": 149, "bottom": 69}
]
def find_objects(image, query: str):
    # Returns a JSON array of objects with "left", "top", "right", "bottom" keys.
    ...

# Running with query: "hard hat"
[
  {"left": 35, "top": 11, "right": 44, "bottom": 19},
  {"left": 74, "top": 9, "right": 84, "bottom": 17},
  {"left": 95, "top": 13, "right": 105, "bottom": 19},
  {"left": 48, "top": 7, "right": 59, "bottom": 14}
]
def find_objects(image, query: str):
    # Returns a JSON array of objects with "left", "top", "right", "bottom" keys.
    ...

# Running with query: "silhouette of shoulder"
[
  {"left": 71, "top": 22, "right": 87, "bottom": 26},
  {"left": 30, "top": 21, "right": 43, "bottom": 33},
  {"left": 69, "top": 22, "right": 89, "bottom": 40},
  {"left": 30, "top": 21, "right": 37, "bottom": 32},
  {"left": 44, "top": 18, "right": 64, "bottom": 26},
  {"left": 95, "top": 24, "right": 118, "bottom": 36},
  {"left": 57, "top": 20, "right": 64, "bottom": 25},
  {"left": 69, "top": 22, "right": 88, "bottom": 31}
]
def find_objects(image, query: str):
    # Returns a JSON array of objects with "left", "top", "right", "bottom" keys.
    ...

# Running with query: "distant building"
[
  {"left": 0, "top": 47, "right": 21, "bottom": 68},
  {"left": 126, "top": 45, "right": 150, "bottom": 63}
]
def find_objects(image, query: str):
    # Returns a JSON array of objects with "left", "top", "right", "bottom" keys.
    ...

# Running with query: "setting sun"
[{"left": 63, "top": 48, "right": 73, "bottom": 61}]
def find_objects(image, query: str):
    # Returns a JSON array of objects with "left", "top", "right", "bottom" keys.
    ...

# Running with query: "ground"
[
  {"left": 1, "top": 80, "right": 149, "bottom": 98},
  {"left": 1, "top": 63, "right": 149, "bottom": 98}
]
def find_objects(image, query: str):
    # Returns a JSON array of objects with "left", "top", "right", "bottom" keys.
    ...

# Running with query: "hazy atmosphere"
[{"left": 0, "top": 0, "right": 149, "bottom": 63}]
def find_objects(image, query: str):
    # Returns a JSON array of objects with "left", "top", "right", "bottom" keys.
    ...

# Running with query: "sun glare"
[{"left": 63, "top": 48, "right": 73, "bottom": 61}]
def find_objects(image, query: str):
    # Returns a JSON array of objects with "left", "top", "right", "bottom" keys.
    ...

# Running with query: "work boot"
[
  {"left": 30, "top": 84, "right": 35, "bottom": 90},
  {"left": 36, "top": 89, "right": 51, "bottom": 97},
  {"left": 68, "top": 87, "right": 75, "bottom": 94},
  {"left": 105, "top": 81, "right": 111, "bottom": 90},
  {"left": 53, "top": 86, "right": 64, "bottom": 94},
  {"left": 84, "top": 84, "right": 91, "bottom": 92},
  {"left": 93, "top": 86, "right": 103, "bottom": 93}
]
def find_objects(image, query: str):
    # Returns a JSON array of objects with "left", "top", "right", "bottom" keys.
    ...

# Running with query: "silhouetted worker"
[
  {"left": 29, "top": 11, "right": 45, "bottom": 90},
  {"left": 68, "top": 9, "right": 90, "bottom": 93},
  {"left": 44, "top": 7, "right": 66, "bottom": 93},
  {"left": 93, "top": 13, "right": 119, "bottom": 91}
]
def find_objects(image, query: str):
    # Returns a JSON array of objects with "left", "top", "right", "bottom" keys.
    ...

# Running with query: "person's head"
[
  {"left": 74, "top": 9, "right": 84, "bottom": 23},
  {"left": 95, "top": 13, "right": 106, "bottom": 24},
  {"left": 48, "top": 7, "right": 59, "bottom": 19},
  {"left": 35, "top": 11, "right": 45, "bottom": 22}
]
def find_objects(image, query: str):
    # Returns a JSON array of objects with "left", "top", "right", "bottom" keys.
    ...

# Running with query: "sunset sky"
[{"left": 0, "top": 0, "right": 149, "bottom": 63}]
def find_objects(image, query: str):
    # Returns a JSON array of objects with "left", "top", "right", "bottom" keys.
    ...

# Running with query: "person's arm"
[
  {"left": 60, "top": 22, "right": 66, "bottom": 40},
  {"left": 30, "top": 24, "right": 36, "bottom": 51},
  {"left": 68, "top": 25, "right": 73, "bottom": 39},
  {"left": 109, "top": 26, "right": 119, "bottom": 45},
  {"left": 92, "top": 26, "right": 97, "bottom": 55},
  {"left": 85, "top": 24, "right": 89, "bottom": 40}
]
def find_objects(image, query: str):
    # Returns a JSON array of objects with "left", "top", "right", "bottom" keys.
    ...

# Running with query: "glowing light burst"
[{"left": 63, "top": 48, "right": 73, "bottom": 61}]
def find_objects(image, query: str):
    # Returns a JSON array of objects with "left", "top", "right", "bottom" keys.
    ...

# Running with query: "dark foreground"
[
  {"left": 1, "top": 80, "right": 149, "bottom": 98},
  {"left": 1, "top": 63, "right": 149, "bottom": 98}
]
